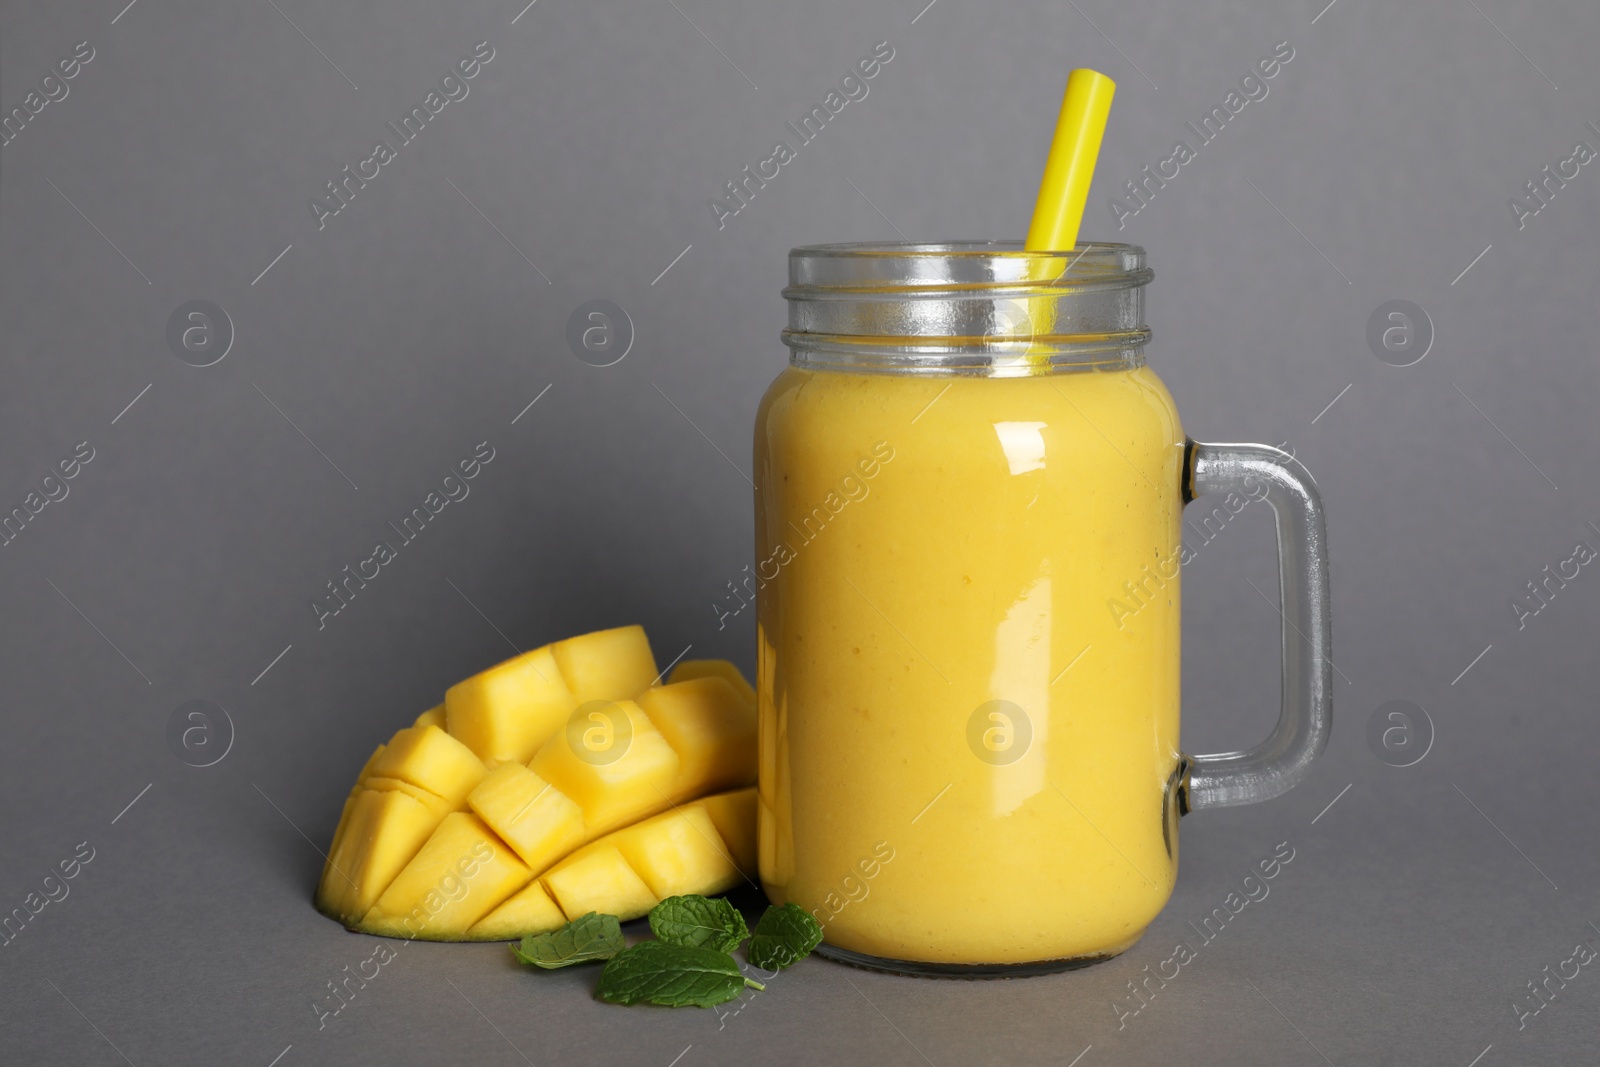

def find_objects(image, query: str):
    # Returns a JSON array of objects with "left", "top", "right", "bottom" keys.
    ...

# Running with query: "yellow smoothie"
[{"left": 754, "top": 362, "right": 1187, "bottom": 965}]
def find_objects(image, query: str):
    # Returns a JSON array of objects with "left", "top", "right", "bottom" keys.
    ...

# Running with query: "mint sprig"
[
  {"left": 511, "top": 912, "right": 625, "bottom": 969},
  {"left": 648, "top": 894, "right": 750, "bottom": 953},
  {"left": 747, "top": 903, "right": 823, "bottom": 970},
  {"left": 595, "top": 941, "right": 766, "bottom": 1008}
]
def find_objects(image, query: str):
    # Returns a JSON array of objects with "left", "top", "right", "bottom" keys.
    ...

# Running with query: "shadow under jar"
[{"left": 752, "top": 242, "right": 1331, "bottom": 976}]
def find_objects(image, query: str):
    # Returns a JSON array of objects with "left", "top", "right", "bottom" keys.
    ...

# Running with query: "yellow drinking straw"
[
  {"left": 1012, "top": 69, "right": 1114, "bottom": 370},
  {"left": 1025, "top": 69, "right": 1116, "bottom": 251}
]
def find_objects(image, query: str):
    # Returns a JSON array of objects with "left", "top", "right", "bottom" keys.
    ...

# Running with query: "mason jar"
[{"left": 752, "top": 242, "right": 1331, "bottom": 975}]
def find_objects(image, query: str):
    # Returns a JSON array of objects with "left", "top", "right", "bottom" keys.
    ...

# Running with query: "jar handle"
[{"left": 1181, "top": 441, "right": 1332, "bottom": 811}]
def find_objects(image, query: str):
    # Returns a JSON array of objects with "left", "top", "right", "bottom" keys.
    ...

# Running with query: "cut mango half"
[
  {"left": 470, "top": 788, "right": 754, "bottom": 938},
  {"left": 313, "top": 633, "right": 757, "bottom": 941}
]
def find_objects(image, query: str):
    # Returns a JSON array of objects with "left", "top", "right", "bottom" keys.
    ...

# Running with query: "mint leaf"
[
  {"left": 648, "top": 895, "right": 750, "bottom": 953},
  {"left": 511, "top": 912, "right": 624, "bottom": 969},
  {"left": 595, "top": 941, "right": 765, "bottom": 1007},
  {"left": 747, "top": 903, "right": 823, "bottom": 970}
]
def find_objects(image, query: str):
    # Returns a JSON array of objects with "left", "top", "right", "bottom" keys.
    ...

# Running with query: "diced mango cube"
[
  {"left": 466, "top": 880, "right": 567, "bottom": 941},
  {"left": 362, "top": 813, "right": 531, "bottom": 939},
  {"left": 637, "top": 677, "right": 757, "bottom": 797},
  {"left": 445, "top": 646, "right": 575, "bottom": 765},
  {"left": 323, "top": 742, "right": 385, "bottom": 877},
  {"left": 668, "top": 659, "right": 755, "bottom": 708},
  {"left": 701, "top": 788, "right": 759, "bottom": 875},
  {"left": 542, "top": 844, "right": 657, "bottom": 922},
  {"left": 528, "top": 700, "right": 680, "bottom": 837},
  {"left": 363, "top": 776, "right": 458, "bottom": 818},
  {"left": 466, "top": 762, "right": 585, "bottom": 872},
  {"left": 356, "top": 744, "right": 387, "bottom": 784},
  {"left": 320, "top": 793, "right": 359, "bottom": 901},
  {"left": 413, "top": 705, "right": 446, "bottom": 730},
  {"left": 612, "top": 804, "right": 742, "bottom": 901},
  {"left": 372, "top": 725, "right": 488, "bottom": 807},
  {"left": 318, "top": 789, "right": 444, "bottom": 924},
  {"left": 551, "top": 625, "right": 658, "bottom": 702}
]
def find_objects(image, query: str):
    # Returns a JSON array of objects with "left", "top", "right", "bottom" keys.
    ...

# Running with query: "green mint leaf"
[
  {"left": 510, "top": 912, "right": 624, "bottom": 969},
  {"left": 648, "top": 895, "right": 750, "bottom": 953},
  {"left": 747, "top": 903, "right": 823, "bottom": 971},
  {"left": 595, "top": 941, "right": 764, "bottom": 1008}
]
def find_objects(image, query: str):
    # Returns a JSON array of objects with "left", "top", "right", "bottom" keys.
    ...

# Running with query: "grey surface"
[{"left": 2, "top": 0, "right": 1598, "bottom": 1063}]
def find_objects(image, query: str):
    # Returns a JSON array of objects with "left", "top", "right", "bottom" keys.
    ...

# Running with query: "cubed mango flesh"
[
  {"left": 701, "top": 787, "right": 759, "bottom": 876},
  {"left": 318, "top": 788, "right": 444, "bottom": 924},
  {"left": 445, "top": 646, "right": 575, "bottom": 765},
  {"left": 612, "top": 804, "right": 742, "bottom": 901},
  {"left": 319, "top": 795, "right": 357, "bottom": 908},
  {"left": 466, "top": 879, "right": 568, "bottom": 941},
  {"left": 538, "top": 790, "right": 755, "bottom": 924},
  {"left": 466, "top": 762, "right": 585, "bottom": 872},
  {"left": 323, "top": 743, "right": 386, "bottom": 879},
  {"left": 363, "top": 776, "right": 458, "bottom": 818},
  {"left": 668, "top": 658, "right": 755, "bottom": 708},
  {"left": 355, "top": 744, "right": 387, "bottom": 784},
  {"left": 542, "top": 845, "right": 658, "bottom": 922},
  {"left": 551, "top": 625, "right": 658, "bottom": 702},
  {"left": 637, "top": 676, "right": 757, "bottom": 797},
  {"left": 315, "top": 626, "right": 761, "bottom": 942},
  {"left": 372, "top": 725, "right": 488, "bottom": 807},
  {"left": 528, "top": 699, "right": 680, "bottom": 837},
  {"left": 362, "top": 813, "right": 531, "bottom": 939}
]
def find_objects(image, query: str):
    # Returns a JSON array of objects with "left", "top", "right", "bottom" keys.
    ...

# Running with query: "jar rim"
[
  {"left": 787, "top": 241, "right": 1149, "bottom": 292},
  {"left": 783, "top": 242, "right": 1152, "bottom": 375},
  {"left": 790, "top": 239, "right": 1145, "bottom": 256}
]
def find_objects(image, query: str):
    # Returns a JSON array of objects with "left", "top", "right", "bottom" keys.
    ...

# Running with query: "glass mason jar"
[{"left": 753, "top": 242, "right": 1331, "bottom": 975}]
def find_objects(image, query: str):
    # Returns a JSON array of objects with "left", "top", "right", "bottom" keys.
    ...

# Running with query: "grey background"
[{"left": 2, "top": 0, "right": 1597, "bottom": 1063}]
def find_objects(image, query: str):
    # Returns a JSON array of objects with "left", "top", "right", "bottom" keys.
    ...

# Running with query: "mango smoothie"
[{"left": 754, "top": 362, "right": 1186, "bottom": 966}]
